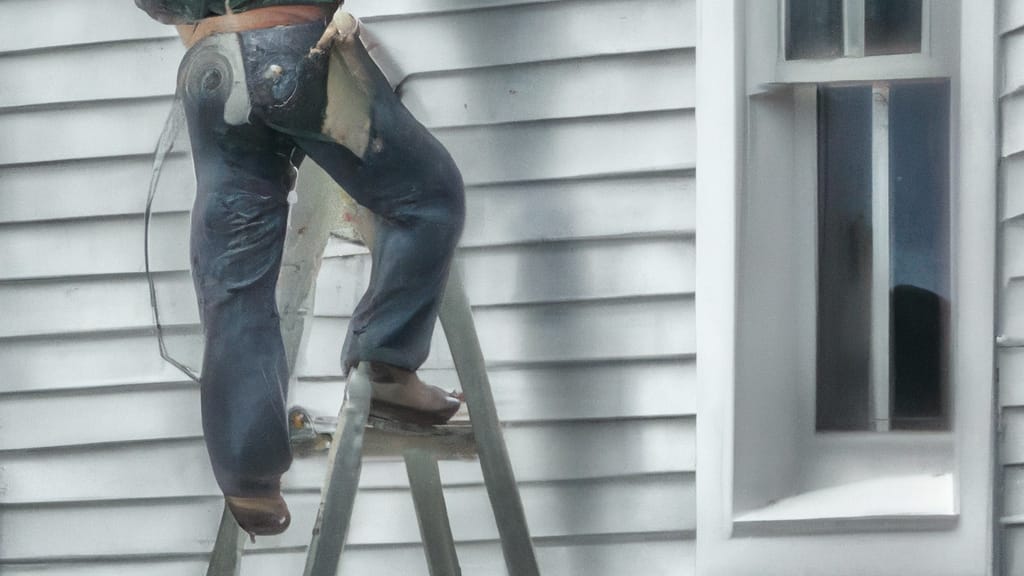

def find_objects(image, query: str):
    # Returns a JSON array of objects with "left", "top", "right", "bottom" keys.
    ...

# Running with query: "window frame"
[
  {"left": 696, "top": 0, "right": 997, "bottom": 573},
  {"left": 747, "top": 0, "right": 954, "bottom": 89},
  {"left": 721, "top": 0, "right": 971, "bottom": 534}
]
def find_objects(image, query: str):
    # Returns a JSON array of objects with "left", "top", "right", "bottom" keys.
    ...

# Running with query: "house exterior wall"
[
  {"left": 998, "top": 1, "right": 1024, "bottom": 575},
  {"left": 0, "top": 0, "right": 697, "bottom": 574}
]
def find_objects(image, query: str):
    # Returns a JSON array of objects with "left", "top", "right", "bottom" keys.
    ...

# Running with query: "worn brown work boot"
[
  {"left": 368, "top": 362, "right": 462, "bottom": 426},
  {"left": 226, "top": 493, "right": 291, "bottom": 541}
]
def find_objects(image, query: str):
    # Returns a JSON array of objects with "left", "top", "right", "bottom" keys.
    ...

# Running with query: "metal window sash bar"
[{"left": 871, "top": 81, "right": 891, "bottom": 432}]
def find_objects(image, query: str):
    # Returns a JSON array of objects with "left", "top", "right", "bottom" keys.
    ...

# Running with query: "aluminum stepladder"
[{"left": 203, "top": 163, "right": 541, "bottom": 576}]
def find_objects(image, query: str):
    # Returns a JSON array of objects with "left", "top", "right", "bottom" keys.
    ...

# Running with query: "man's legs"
[
  {"left": 183, "top": 68, "right": 297, "bottom": 500},
  {"left": 293, "top": 101, "right": 464, "bottom": 402}
]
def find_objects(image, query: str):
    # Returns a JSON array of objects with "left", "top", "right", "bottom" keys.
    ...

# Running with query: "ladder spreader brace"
[{"left": 204, "top": 263, "right": 541, "bottom": 576}]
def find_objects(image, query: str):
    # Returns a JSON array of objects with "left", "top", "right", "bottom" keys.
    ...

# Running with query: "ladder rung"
[{"left": 290, "top": 406, "right": 478, "bottom": 460}]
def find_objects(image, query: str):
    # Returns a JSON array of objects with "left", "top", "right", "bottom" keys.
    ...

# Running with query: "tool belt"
[
  {"left": 177, "top": 5, "right": 334, "bottom": 47},
  {"left": 178, "top": 8, "right": 377, "bottom": 158}
]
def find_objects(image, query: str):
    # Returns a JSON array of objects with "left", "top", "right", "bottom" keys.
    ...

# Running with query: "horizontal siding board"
[
  {"left": 1003, "top": 278, "right": 1024, "bottom": 339},
  {"left": 0, "top": 475, "right": 694, "bottom": 559},
  {"left": 0, "top": 0, "right": 174, "bottom": 53},
  {"left": 3, "top": 105, "right": 693, "bottom": 186},
  {"left": 0, "top": 172, "right": 694, "bottom": 282},
  {"left": 0, "top": 168, "right": 692, "bottom": 242},
  {"left": 1003, "top": 221, "right": 1024, "bottom": 281},
  {"left": 1002, "top": 156, "right": 1024, "bottom": 221},
  {"left": 999, "top": 347, "right": 1024, "bottom": 407},
  {"left": 440, "top": 110, "right": 695, "bottom": 185},
  {"left": 0, "top": 39, "right": 182, "bottom": 109},
  {"left": 0, "top": 419, "right": 693, "bottom": 503},
  {"left": 242, "top": 539, "right": 693, "bottom": 576},
  {"left": 0, "top": 272, "right": 196, "bottom": 339},
  {"left": 293, "top": 358, "right": 697, "bottom": 423},
  {"left": 314, "top": 237, "right": 695, "bottom": 314},
  {"left": 461, "top": 172, "right": 696, "bottom": 246},
  {"left": 0, "top": 385, "right": 200, "bottom": 451},
  {"left": 2, "top": 560, "right": 209, "bottom": 576},
  {"left": 0, "top": 236, "right": 693, "bottom": 339},
  {"left": 0, "top": 98, "right": 173, "bottom": 166},
  {"left": 0, "top": 214, "right": 189, "bottom": 281},
  {"left": 1003, "top": 406, "right": 1024, "bottom": 464},
  {"left": 1003, "top": 92, "right": 1024, "bottom": 158},
  {"left": 3, "top": 358, "right": 694, "bottom": 450},
  {"left": 1005, "top": 0, "right": 1024, "bottom": 33},
  {"left": 1008, "top": 525, "right": 1024, "bottom": 576},
  {"left": 2, "top": 539, "right": 694, "bottom": 576},
  {"left": 298, "top": 296, "right": 695, "bottom": 376},
  {"left": 346, "top": 0, "right": 564, "bottom": 19},
  {"left": 0, "top": 331, "right": 195, "bottom": 395},
  {"left": 1006, "top": 29, "right": 1024, "bottom": 94},
  {"left": 402, "top": 49, "right": 695, "bottom": 127},
  {"left": 359, "top": 0, "right": 694, "bottom": 79},
  {"left": 0, "top": 155, "right": 193, "bottom": 224},
  {"left": 1004, "top": 465, "right": 1024, "bottom": 517}
]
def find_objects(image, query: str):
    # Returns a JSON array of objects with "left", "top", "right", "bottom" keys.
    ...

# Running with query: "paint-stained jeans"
[{"left": 180, "top": 21, "right": 464, "bottom": 497}]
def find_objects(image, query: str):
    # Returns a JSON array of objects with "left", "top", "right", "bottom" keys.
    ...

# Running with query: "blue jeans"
[{"left": 180, "top": 21, "right": 464, "bottom": 497}]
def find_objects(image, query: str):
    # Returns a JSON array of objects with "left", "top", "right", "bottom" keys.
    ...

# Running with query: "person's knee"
[{"left": 419, "top": 153, "right": 465, "bottom": 247}]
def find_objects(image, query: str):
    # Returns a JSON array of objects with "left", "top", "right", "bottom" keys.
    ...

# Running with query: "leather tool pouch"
[{"left": 178, "top": 13, "right": 385, "bottom": 160}]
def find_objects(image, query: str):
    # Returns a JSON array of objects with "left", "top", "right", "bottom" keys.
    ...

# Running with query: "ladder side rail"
[
  {"left": 440, "top": 265, "right": 541, "bottom": 576},
  {"left": 404, "top": 449, "right": 463, "bottom": 576},
  {"left": 205, "top": 502, "right": 247, "bottom": 576},
  {"left": 303, "top": 363, "right": 374, "bottom": 576}
]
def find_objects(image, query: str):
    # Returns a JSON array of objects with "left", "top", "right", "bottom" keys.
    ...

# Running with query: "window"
[
  {"left": 816, "top": 81, "right": 951, "bottom": 432},
  {"left": 786, "top": 0, "right": 923, "bottom": 60},
  {"left": 727, "top": 0, "right": 962, "bottom": 530},
  {"left": 698, "top": 0, "right": 997, "bottom": 571}
]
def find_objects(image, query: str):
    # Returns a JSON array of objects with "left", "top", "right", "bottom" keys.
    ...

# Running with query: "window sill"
[{"left": 732, "top": 473, "right": 957, "bottom": 536}]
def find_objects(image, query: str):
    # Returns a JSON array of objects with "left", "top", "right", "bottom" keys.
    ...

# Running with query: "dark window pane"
[
  {"left": 817, "top": 86, "right": 874, "bottom": 431},
  {"left": 889, "top": 81, "right": 950, "bottom": 430},
  {"left": 865, "top": 0, "right": 923, "bottom": 56},
  {"left": 787, "top": 0, "right": 843, "bottom": 60}
]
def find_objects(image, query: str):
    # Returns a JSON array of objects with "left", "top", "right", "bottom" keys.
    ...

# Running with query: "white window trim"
[
  {"left": 760, "top": 0, "right": 951, "bottom": 87},
  {"left": 696, "top": 0, "right": 997, "bottom": 573}
]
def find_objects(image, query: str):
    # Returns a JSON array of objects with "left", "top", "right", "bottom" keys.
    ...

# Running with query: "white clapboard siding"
[
  {"left": 0, "top": 0, "right": 697, "bottom": 573},
  {"left": 0, "top": 213, "right": 190, "bottom": 281},
  {"left": 0, "top": 236, "right": 693, "bottom": 339},
  {"left": 1000, "top": 3, "right": 1024, "bottom": 574},
  {"left": 1005, "top": 29, "right": 1024, "bottom": 95},
  {"left": 0, "top": 359, "right": 694, "bottom": 451},
  {"left": 3, "top": 540, "right": 695, "bottom": 576},
  {"left": 2, "top": 475, "right": 694, "bottom": 558},
  {"left": 401, "top": 49, "right": 696, "bottom": 127},
  {"left": 0, "top": 0, "right": 175, "bottom": 53},
  {"left": 1003, "top": 94, "right": 1024, "bottom": 159},
  {"left": 1002, "top": 154, "right": 1024, "bottom": 222},
  {"left": 1005, "top": 0, "right": 1024, "bottom": 33},
  {"left": 0, "top": 419, "right": 694, "bottom": 503},
  {"left": 349, "top": 0, "right": 694, "bottom": 79},
  {"left": 461, "top": 171, "right": 696, "bottom": 246},
  {"left": 314, "top": 236, "right": 695, "bottom": 313},
  {"left": 297, "top": 297, "right": 695, "bottom": 376},
  {"left": 0, "top": 155, "right": 194, "bottom": 224},
  {"left": 0, "top": 38, "right": 184, "bottom": 109}
]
